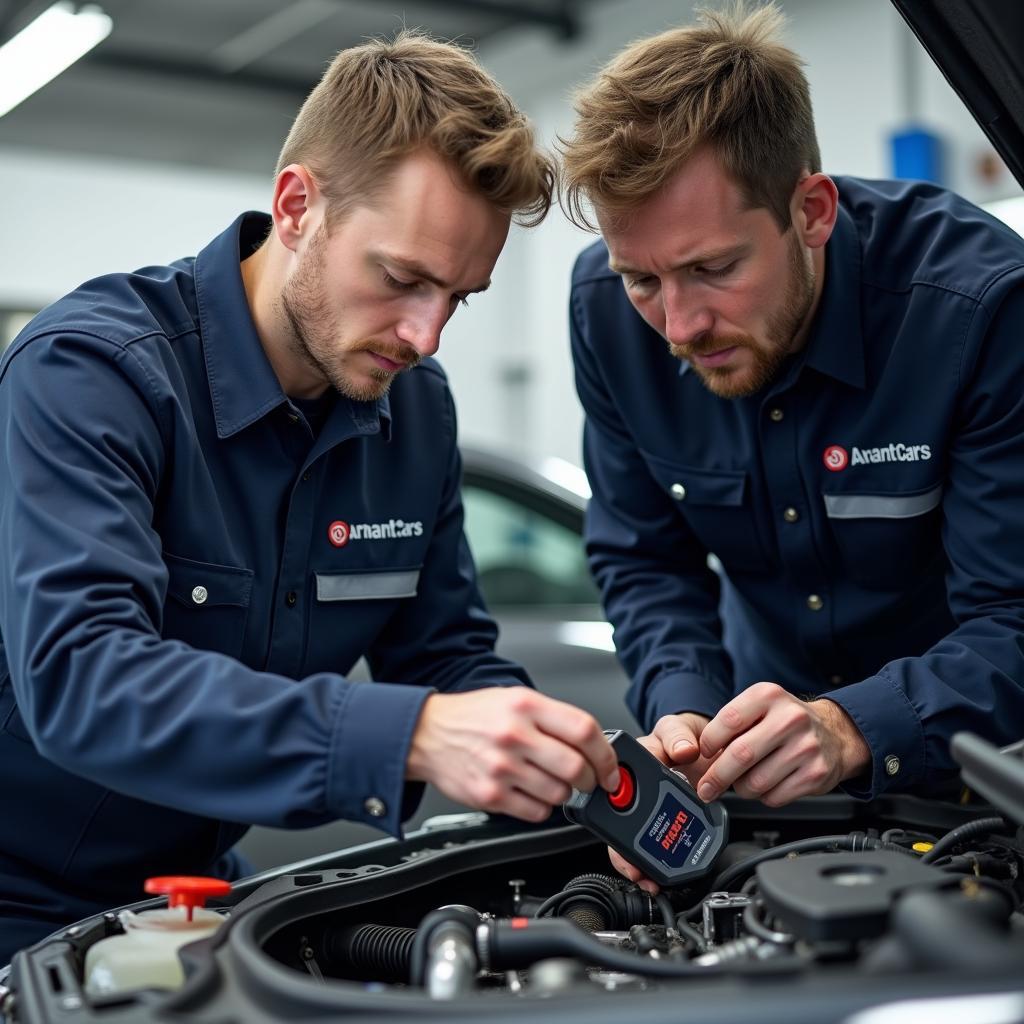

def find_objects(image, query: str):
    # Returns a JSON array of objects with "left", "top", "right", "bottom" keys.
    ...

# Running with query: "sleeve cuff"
[
  {"left": 636, "top": 671, "right": 734, "bottom": 731},
  {"left": 826, "top": 669, "right": 926, "bottom": 799},
  {"left": 326, "top": 681, "right": 435, "bottom": 837}
]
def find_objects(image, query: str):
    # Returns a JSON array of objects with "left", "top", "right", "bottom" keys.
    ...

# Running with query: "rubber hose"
[
  {"left": 920, "top": 817, "right": 1006, "bottom": 864},
  {"left": 322, "top": 923, "right": 416, "bottom": 980},
  {"left": 892, "top": 890, "right": 1020, "bottom": 972}
]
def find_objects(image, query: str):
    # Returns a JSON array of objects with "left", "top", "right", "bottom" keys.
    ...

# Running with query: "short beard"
[
  {"left": 675, "top": 230, "right": 815, "bottom": 399},
  {"left": 278, "top": 224, "right": 418, "bottom": 403}
]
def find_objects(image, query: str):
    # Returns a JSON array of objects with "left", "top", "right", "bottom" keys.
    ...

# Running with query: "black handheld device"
[{"left": 563, "top": 730, "right": 729, "bottom": 888}]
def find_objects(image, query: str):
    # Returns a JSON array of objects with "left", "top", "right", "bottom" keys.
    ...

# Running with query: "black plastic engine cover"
[{"left": 757, "top": 850, "right": 948, "bottom": 942}]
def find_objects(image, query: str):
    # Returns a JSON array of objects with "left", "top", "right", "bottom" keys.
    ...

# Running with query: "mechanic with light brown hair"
[
  {"left": 0, "top": 31, "right": 619, "bottom": 958},
  {"left": 560, "top": 4, "right": 1024, "bottom": 889}
]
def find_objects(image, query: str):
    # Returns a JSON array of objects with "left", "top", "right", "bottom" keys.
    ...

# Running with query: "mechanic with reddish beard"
[
  {"left": 560, "top": 5, "right": 1024, "bottom": 890},
  {"left": 0, "top": 33, "right": 619, "bottom": 959}
]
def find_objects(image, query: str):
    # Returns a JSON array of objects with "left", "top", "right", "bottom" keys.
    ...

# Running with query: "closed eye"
[
  {"left": 696, "top": 260, "right": 737, "bottom": 278},
  {"left": 625, "top": 275, "right": 658, "bottom": 292},
  {"left": 383, "top": 270, "right": 417, "bottom": 291}
]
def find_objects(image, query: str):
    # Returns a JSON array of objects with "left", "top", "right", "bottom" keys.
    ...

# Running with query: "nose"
[
  {"left": 662, "top": 280, "right": 714, "bottom": 348},
  {"left": 395, "top": 299, "right": 449, "bottom": 359}
]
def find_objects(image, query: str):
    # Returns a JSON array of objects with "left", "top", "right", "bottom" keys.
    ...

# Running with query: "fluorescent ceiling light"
[{"left": 0, "top": 2, "right": 112, "bottom": 119}]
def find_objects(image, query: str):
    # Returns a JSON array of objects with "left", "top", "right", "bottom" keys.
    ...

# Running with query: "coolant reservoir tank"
[{"left": 84, "top": 876, "right": 230, "bottom": 995}]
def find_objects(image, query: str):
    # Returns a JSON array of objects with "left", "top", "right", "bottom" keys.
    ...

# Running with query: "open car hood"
[{"left": 893, "top": 0, "right": 1024, "bottom": 188}]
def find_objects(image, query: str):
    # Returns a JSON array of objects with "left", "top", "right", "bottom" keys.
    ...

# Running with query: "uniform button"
[
  {"left": 783, "top": 507, "right": 800, "bottom": 523},
  {"left": 769, "top": 408, "right": 784, "bottom": 422},
  {"left": 364, "top": 796, "right": 387, "bottom": 818},
  {"left": 191, "top": 586, "right": 208, "bottom": 605},
  {"left": 885, "top": 755, "right": 901, "bottom": 777},
  {"left": 829, "top": 674, "right": 844, "bottom": 686},
  {"left": 670, "top": 483, "right": 686, "bottom": 501},
  {"left": 288, "top": 413, "right": 300, "bottom": 424},
  {"left": 806, "top": 594, "right": 824, "bottom": 611},
  {"left": 302, "top": 471, "right": 311, "bottom": 482},
  {"left": 285, "top": 590, "right": 298, "bottom": 607}
]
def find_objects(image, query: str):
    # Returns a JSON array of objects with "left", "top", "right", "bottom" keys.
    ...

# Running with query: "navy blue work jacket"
[
  {"left": 570, "top": 177, "right": 1024, "bottom": 800},
  {"left": 0, "top": 213, "right": 528, "bottom": 959}
]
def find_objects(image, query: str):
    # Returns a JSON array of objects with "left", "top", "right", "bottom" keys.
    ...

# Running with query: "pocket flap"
[
  {"left": 823, "top": 484, "right": 942, "bottom": 520},
  {"left": 642, "top": 451, "right": 747, "bottom": 507},
  {"left": 164, "top": 552, "right": 254, "bottom": 608},
  {"left": 316, "top": 569, "right": 421, "bottom": 602}
]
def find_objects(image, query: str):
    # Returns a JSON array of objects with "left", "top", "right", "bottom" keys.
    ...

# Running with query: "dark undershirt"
[{"left": 290, "top": 390, "right": 336, "bottom": 438}]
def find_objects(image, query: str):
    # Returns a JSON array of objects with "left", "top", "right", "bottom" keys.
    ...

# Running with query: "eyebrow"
[
  {"left": 608, "top": 245, "right": 747, "bottom": 276},
  {"left": 377, "top": 252, "right": 491, "bottom": 294}
]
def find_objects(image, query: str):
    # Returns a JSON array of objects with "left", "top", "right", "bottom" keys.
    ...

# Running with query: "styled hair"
[
  {"left": 276, "top": 30, "right": 554, "bottom": 226},
  {"left": 560, "top": 3, "right": 820, "bottom": 231}
]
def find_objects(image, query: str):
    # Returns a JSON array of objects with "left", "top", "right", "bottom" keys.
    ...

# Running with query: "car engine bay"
[{"left": 3, "top": 732, "right": 1023, "bottom": 1024}]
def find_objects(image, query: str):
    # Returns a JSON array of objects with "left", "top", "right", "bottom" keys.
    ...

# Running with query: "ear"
[
  {"left": 791, "top": 172, "right": 838, "bottom": 250},
  {"left": 270, "top": 164, "right": 323, "bottom": 253}
]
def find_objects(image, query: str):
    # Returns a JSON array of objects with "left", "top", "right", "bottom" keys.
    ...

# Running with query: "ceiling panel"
[{"left": 0, "top": 0, "right": 583, "bottom": 174}]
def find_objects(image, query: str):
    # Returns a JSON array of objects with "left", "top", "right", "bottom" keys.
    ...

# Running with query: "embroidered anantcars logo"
[
  {"left": 822, "top": 442, "right": 932, "bottom": 472},
  {"left": 328, "top": 518, "right": 423, "bottom": 548}
]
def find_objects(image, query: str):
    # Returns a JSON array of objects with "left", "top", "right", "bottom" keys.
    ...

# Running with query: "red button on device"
[{"left": 608, "top": 766, "right": 635, "bottom": 810}]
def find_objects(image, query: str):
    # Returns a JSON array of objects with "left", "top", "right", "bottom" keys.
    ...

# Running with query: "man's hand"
[
  {"left": 406, "top": 688, "right": 620, "bottom": 823},
  {"left": 608, "top": 711, "right": 712, "bottom": 894},
  {"left": 694, "top": 682, "right": 870, "bottom": 806}
]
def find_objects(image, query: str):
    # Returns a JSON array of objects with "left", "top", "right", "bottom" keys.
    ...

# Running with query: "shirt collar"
[
  {"left": 193, "top": 212, "right": 392, "bottom": 440},
  {"left": 799, "top": 203, "right": 866, "bottom": 390},
  {"left": 676, "top": 203, "right": 866, "bottom": 390}
]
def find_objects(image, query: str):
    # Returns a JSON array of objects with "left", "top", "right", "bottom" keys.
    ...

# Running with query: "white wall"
[
  {"left": 0, "top": 149, "right": 268, "bottom": 311},
  {"left": 1, "top": 0, "right": 1016, "bottom": 464}
]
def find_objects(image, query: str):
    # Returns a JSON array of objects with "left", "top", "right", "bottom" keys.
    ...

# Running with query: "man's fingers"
[
  {"left": 731, "top": 742, "right": 804, "bottom": 801},
  {"left": 608, "top": 847, "right": 641, "bottom": 880},
  {"left": 651, "top": 713, "right": 706, "bottom": 764},
  {"left": 697, "top": 721, "right": 784, "bottom": 802},
  {"left": 512, "top": 761, "right": 577, "bottom": 807},
  {"left": 699, "top": 682, "right": 781, "bottom": 758},
  {"left": 636, "top": 733, "right": 669, "bottom": 762},
  {"left": 608, "top": 847, "right": 660, "bottom": 893},
  {"left": 495, "top": 787, "right": 558, "bottom": 823},
  {"left": 530, "top": 694, "right": 619, "bottom": 790},
  {"left": 525, "top": 735, "right": 597, "bottom": 795}
]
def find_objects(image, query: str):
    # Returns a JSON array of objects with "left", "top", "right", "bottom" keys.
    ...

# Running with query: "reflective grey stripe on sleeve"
[
  {"left": 823, "top": 484, "right": 942, "bottom": 520},
  {"left": 316, "top": 570, "right": 420, "bottom": 601}
]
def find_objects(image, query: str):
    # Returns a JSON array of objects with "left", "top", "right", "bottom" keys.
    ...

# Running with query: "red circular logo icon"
[
  {"left": 823, "top": 445, "right": 849, "bottom": 472},
  {"left": 328, "top": 520, "right": 350, "bottom": 547}
]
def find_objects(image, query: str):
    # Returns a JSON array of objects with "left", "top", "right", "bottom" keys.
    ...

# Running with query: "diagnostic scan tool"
[{"left": 564, "top": 730, "right": 729, "bottom": 887}]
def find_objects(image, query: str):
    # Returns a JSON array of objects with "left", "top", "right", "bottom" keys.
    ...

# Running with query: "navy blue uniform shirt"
[
  {"left": 0, "top": 213, "right": 528, "bottom": 959},
  {"left": 570, "top": 177, "right": 1024, "bottom": 800}
]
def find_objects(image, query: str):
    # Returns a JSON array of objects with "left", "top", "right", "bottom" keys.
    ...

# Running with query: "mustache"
[
  {"left": 669, "top": 334, "right": 751, "bottom": 360},
  {"left": 351, "top": 340, "right": 422, "bottom": 369}
]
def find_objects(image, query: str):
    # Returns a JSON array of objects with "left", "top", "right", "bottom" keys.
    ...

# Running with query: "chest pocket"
[
  {"left": 303, "top": 567, "right": 422, "bottom": 677},
  {"left": 162, "top": 552, "right": 253, "bottom": 659},
  {"left": 823, "top": 483, "right": 944, "bottom": 589},
  {"left": 641, "top": 451, "right": 773, "bottom": 574}
]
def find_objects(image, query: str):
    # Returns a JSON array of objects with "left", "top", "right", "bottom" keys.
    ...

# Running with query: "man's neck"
[
  {"left": 240, "top": 239, "right": 326, "bottom": 399},
  {"left": 791, "top": 244, "right": 827, "bottom": 355}
]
